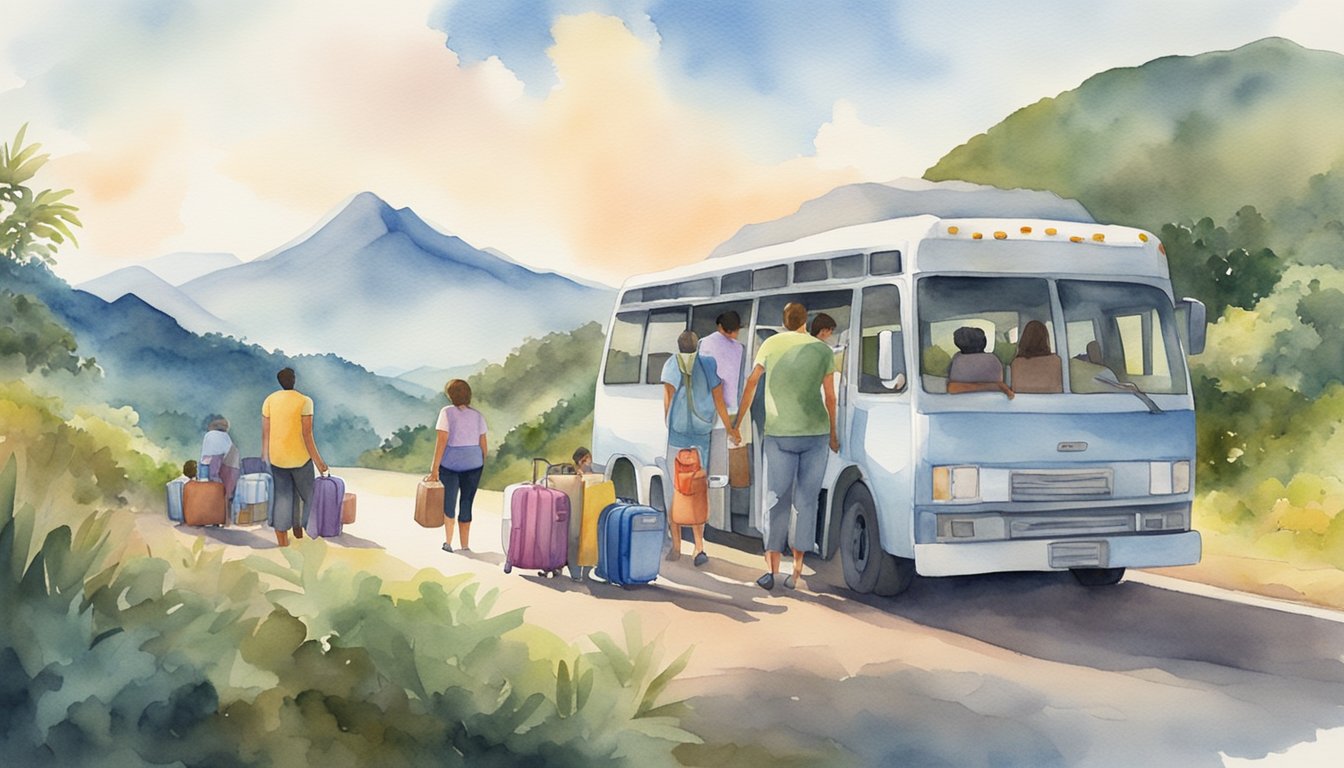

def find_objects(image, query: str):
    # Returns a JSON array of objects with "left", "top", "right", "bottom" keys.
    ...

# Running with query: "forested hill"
[
  {"left": 1, "top": 258, "right": 434, "bottom": 465},
  {"left": 925, "top": 37, "right": 1344, "bottom": 237}
]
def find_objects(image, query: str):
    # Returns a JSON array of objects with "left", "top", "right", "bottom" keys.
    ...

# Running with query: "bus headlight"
[
  {"left": 933, "top": 466, "right": 980, "bottom": 501},
  {"left": 1149, "top": 461, "right": 1192, "bottom": 495}
]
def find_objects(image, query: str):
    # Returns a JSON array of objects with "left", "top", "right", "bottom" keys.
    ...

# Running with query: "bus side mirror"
[
  {"left": 878, "top": 330, "right": 907, "bottom": 391},
  {"left": 1179, "top": 298, "right": 1207, "bottom": 355}
]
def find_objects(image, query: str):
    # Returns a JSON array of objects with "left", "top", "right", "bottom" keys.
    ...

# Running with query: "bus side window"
[
  {"left": 644, "top": 307, "right": 689, "bottom": 384},
  {"left": 604, "top": 311, "right": 647, "bottom": 385},
  {"left": 860, "top": 284, "right": 905, "bottom": 393}
]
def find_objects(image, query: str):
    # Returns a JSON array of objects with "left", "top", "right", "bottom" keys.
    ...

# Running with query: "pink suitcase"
[{"left": 503, "top": 459, "right": 570, "bottom": 577}]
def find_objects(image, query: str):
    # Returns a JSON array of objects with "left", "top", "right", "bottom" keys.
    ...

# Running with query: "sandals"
[
  {"left": 693, "top": 552, "right": 708, "bottom": 567},
  {"left": 441, "top": 542, "right": 453, "bottom": 553}
]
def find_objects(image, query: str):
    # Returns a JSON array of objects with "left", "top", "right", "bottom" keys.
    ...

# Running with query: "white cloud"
[{"left": 813, "top": 100, "right": 923, "bottom": 181}]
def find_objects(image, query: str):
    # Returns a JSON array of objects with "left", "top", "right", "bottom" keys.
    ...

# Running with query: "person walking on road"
[
  {"left": 734, "top": 302, "right": 840, "bottom": 591},
  {"left": 662, "top": 330, "right": 739, "bottom": 564},
  {"left": 261, "top": 367, "right": 328, "bottom": 547},
  {"left": 426, "top": 378, "right": 488, "bottom": 553}
]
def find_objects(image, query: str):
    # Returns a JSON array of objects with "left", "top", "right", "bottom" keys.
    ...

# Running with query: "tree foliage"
[
  {"left": 1161, "top": 206, "right": 1283, "bottom": 315},
  {"left": 0, "top": 124, "right": 81, "bottom": 266}
]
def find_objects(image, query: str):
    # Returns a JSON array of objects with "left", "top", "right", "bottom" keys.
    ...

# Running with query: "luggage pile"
[
  {"left": 492, "top": 458, "right": 666, "bottom": 588},
  {"left": 232, "top": 457, "right": 272, "bottom": 525}
]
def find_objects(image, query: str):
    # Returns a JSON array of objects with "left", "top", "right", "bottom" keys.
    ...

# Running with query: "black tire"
[
  {"left": 839, "top": 484, "right": 883, "bottom": 594},
  {"left": 873, "top": 551, "right": 916, "bottom": 597},
  {"left": 1072, "top": 567, "right": 1125, "bottom": 586}
]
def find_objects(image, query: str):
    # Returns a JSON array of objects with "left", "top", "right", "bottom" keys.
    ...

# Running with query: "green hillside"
[
  {"left": 358, "top": 322, "right": 605, "bottom": 488},
  {"left": 926, "top": 37, "right": 1344, "bottom": 235},
  {"left": 927, "top": 36, "right": 1344, "bottom": 569}
]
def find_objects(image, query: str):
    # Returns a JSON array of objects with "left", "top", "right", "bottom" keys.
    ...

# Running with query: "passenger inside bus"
[
  {"left": 1069, "top": 340, "right": 1114, "bottom": 393},
  {"left": 947, "top": 326, "right": 1015, "bottom": 398},
  {"left": 1009, "top": 320, "right": 1063, "bottom": 393}
]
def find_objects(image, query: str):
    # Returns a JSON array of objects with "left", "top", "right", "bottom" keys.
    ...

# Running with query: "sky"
[{"left": 1, "top": 0, "right": 1340, "bottom": 286}]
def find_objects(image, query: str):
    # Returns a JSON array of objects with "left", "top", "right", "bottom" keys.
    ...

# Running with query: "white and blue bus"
[{"left": 592, "top": 212, "right": 1206, "bottom": 595}]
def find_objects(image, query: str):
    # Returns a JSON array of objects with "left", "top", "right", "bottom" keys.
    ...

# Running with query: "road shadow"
[
  {"left": 512, "top": 565, "right": 790, "bottom": 624},
  {"left": 324, "top": 532, "right": 383, "bottom": 549},
  {"left": 187, "top": 525, "right": 278, "bottom": 548}
]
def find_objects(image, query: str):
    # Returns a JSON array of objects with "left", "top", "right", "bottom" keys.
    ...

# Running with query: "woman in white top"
[
  {"left": 425, "top": 379, "right": 488, "bottom": 552},
  {"left": 200, "top": 416, "right": 241, "bottom": 502}
]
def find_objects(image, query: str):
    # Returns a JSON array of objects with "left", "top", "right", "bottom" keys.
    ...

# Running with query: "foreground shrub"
[{"left": 0, "top": 456, "right": 696, "bottom": 766}]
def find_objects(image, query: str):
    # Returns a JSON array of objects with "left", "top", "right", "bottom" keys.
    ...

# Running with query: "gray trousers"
[
  {"left": 271, "top": 460, "right": 315, "bottom": 531},
  {"left": 762, "top": 435, "right": 828, "bottom": 554}
]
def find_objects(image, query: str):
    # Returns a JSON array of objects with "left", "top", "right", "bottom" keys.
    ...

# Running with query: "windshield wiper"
[{"left": 1093, "top": 370, "right": 1163, "bottom": 414}]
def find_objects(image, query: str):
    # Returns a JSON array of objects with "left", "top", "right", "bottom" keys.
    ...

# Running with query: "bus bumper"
[{"left": 913, "top": 530, "right": 1201, "bottom": 577}]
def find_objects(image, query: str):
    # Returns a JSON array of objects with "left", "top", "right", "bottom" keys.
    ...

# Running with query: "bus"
[{"left": 592, "top": 212, "right": 1206, "bottom": 595}]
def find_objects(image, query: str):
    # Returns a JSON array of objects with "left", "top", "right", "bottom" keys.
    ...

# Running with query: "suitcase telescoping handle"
[{"left": 531, "top": 457, "right": 552, "bottom": 485}]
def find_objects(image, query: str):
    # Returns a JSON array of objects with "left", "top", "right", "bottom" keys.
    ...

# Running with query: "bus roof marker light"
[
  {"left": 1139, "top": 233, "right": 1150, "bottom": 242},
  {"left": 1045, "top": 228, "right": 1058, "bottom": 236},
  {"left": 1020, "top": 226, "right": 1033, "bottom": 234},
  {"left": 994, "top": 231, "right": 1007, "bottom": 240},
  {"left": 972, "top": 232, "right": 983, "bottom": 240},
  {"left": 1070, "top": 236, "right": 1084, "bottom": 243},
  {"left": 948, "top": 226, "right": 959, "bottom": 235},
  {"left": 1092, "top": 233, "right": 1105, "bottom": 242}
]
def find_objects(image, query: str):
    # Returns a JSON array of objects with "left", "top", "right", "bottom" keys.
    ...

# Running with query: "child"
[
  {"left": 573, "top": 447, "right": 593, "bottom": 476},
  {"left": 181, "top": 459, "right": 198, "bottom": 481}
]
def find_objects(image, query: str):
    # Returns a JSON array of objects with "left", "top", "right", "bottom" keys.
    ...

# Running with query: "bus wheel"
[
  {"left": 873, "top": 552, "right": 915, "bottom": 597},
  {"left": 840, "top": 484, "right": 882, "bottom": 594},
  {"left": 1071, "top": 567, "right": 1125, "bottom": 586}
]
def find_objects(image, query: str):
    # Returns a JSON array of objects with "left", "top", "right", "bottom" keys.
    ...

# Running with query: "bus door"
[{"left": 691, "top": 299, "right": 753, "bottom": 531}]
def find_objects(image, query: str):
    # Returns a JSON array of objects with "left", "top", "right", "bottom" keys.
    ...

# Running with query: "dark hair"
[
  {"left": 277, "top": 367, "right": 296, "bottom": 390},
  {"left": 1016, "top": 320, "right": 1052, "bottom": 358},
  {"left": 810, "top": 313, "right": 837, "bottom": 337},
  {"left": 183, "top": 460, "right": 198, "bottom": 479},
  {"left": 716, "top": 311, "right": 742, "bottom": 333},
  {"left": 782, "top": 302, "right": 808, "bottom": 331},
  {"left": 445, "top": 379, "right": 472, "bottom": 406},
  {"left": 572, "top": 447, "right": 592, "bottom": 464},
  {"left": 952, "top": 326, "right": 987, "bottom": 354},
  {"left": 677, "top": 330, "right": 699, "bottom": 354}
]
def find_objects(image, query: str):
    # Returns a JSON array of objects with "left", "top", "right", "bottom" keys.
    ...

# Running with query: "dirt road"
[{"left": 175, "top": 468, "right": 1344, "bottom": 767}]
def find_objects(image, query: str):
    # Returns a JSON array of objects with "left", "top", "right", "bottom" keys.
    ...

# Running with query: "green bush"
[{"left": 0, "top": 455, "right": 697, "bottom": 766}]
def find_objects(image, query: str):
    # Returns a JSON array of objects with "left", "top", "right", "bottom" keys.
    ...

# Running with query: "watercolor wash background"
[{"left": 4, "top": 0, "right": 1344, "bottom": 766}]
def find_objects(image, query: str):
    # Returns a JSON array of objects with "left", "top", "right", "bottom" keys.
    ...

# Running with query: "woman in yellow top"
[{"left": 261, "top": 367, "right": 329, "bottom": 547}]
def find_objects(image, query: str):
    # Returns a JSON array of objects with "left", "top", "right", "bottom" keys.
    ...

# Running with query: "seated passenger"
[
  {"left": 947, "top": 326, "right": 1014, "bottom": 399},
  {"left": 1010, "top": 320, "right": 1063, "bottom": 393},
  {"left": 1069, "top": 340, "right": 1112, "bottom": 393}
]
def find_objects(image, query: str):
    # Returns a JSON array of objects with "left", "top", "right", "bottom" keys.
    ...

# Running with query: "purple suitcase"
[
  {"left": 504, "top": 459, "right": 570, "bottom": 576},
  {"left": 308, "top": 474, "right": 345, "bottom": 538}
]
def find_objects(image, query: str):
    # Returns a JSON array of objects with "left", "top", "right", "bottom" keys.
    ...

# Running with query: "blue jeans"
[
  {"left": 439, "top": 464, "right": 482, "bottom": 523},
  {"left": 271, "top": 460, "right": 314, "bottom": 531},
  {"left": 762, "top": 435, "right": 828, "bottom": 553}
]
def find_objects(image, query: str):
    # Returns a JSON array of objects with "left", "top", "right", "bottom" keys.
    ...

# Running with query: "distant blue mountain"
[
  {"left": 178, "top": 192, "right": 615, "bottom": 371},
  {"left": 77, "top": 266, "right": 239, "bottom": 337},
  {"left": 2, "top": 257, "right": 434, "bottom": 464},
  {"left": 709, "top": 178, "right": 1094, "bottom": 258}
]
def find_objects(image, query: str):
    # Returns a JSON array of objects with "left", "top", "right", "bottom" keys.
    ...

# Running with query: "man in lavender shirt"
[{"left": 699, "top": 311, "right": 745, "bottom": 419}]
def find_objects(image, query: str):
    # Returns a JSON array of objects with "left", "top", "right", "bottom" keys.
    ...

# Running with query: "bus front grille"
[
  {"left": 1011, "top": 470, "right": 1113, "bottom": 501},
  {"left": 1008, "top": 514, "right": 1134, "bottom": 538}
]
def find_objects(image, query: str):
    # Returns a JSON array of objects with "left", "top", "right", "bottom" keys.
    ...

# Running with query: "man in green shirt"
[{"left": 734, "top": 302, "right": 839, "bottom": 591}]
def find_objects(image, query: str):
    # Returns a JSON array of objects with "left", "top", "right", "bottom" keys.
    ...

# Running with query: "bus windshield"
[
  {"left": 1059, "top": 280, "right": 1188, "bottom": 395},
  {"left": 917, "top": 276, "right": 1188, "bottom": 395},
  {"left": 917, "top": 276, "right": 1052, "bottom": 394}
]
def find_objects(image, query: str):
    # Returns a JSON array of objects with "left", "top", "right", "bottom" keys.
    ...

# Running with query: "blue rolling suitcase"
[{"left": 595, "top": 501, "right": 665, "bottom": 587}]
